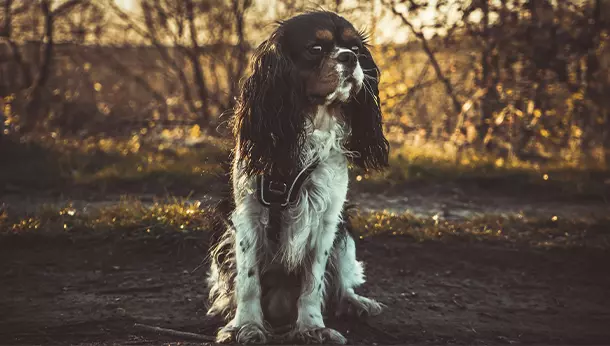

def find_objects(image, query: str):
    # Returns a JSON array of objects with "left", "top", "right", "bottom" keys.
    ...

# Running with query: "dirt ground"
[{"left": 1, "top": 213, "right": 609, "bottom": 346}]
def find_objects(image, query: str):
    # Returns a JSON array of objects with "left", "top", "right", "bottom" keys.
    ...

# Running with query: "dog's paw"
[
  {"left": 288, "top": 327, "right": 347, "bottom": 344},
  {"left": 216, "top": 323, "right": 268, "bottom": 344},
  {"left": 337, "top": 294, "right": 385, "bottom": 318},
  {"left": 237, "top": 323, "right": 268, "bottom": 344},
  {"left": 215, "top": 323, "right": 236, "bottom": 344}
]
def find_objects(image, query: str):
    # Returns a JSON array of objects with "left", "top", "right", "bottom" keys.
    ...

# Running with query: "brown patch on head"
[
  {"left": 342, "top": 28, "right": 359, "bottom": 41},
  {"left": 316, "top": 29, "right": 333, "bottom": 41}
]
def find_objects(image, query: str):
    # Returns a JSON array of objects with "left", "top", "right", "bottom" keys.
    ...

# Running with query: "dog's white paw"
[
  {"left": 337, "top": 294, "right": 384, "bottom": 318},
  {"left": 288, "top": 327, "right": 347, "bottom": 344},
  {"left": 216, "top": 322, "right": 268, "bottom": 344}
]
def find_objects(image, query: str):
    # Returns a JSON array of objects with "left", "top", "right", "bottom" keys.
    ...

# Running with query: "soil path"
[
  {"left": 1, "top": 229, "right": 609, "bottom": 345},
  {"left": 1, "top": 187, "right": 609, "bottom": 345}
]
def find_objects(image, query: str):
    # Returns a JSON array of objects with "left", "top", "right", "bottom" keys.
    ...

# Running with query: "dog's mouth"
[
  {"left": 307, "top": 61, "right": 365, "bottom": 105},
  {"left": 307, "top": 80, "right": 358, "bottom": 106},
  {"left": 307, "top": 61, "right": 364, "bottom": 105},
  {"left": 306, "top": 76, "right": 340, "bottom": 103},
  {"left": 345, "top": 76, "right": 363, "bottom": 94}
]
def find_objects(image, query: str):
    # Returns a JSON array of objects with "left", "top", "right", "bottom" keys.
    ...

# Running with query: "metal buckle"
[{"left": 268, "top": 181, "right": 287, "bottom": 194}]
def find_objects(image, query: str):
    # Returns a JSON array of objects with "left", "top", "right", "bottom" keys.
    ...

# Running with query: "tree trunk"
[
  {"left": 1, "top": 0, "right": 32, "bottom": 92},
  {"left": 185, "top": 0, "right": 211, "bottom": 129},
  {"left": 24, "top": 0, "right": 54, "bottom": 132},
  {"left": 581, "top": 0, "right": 603, "bottom": 165},
  {"left": 477, "top": 0, "right": 494, "bottom": 148},
  {"left": 229, "top": 0, "right": 249, "bottom": 111},
  {"left": 3, "top": 0, "right": 12, "bottom": 37}
]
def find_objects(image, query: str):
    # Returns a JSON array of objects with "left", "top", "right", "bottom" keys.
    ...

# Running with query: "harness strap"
[
  {"left": 256, "top": 161, "right": 319, "bottom": 242},
  {"left": 256, "top": 161, "right": 319, "bottom": 209}
]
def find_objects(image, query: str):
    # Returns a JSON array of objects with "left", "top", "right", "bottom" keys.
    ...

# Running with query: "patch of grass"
[
  {"left": 351, "top": 209, "right": 610, "bottom": 249},
  {"left": 0, "top": 130, "right": 231, "bottom": 196},
  {"left": 2, "top": 200, "right": 608, "bottom": 249},
  {"left": 1, "top": 198, "right": 215, "bottom": 235},
  {"left": 350, "top": 141, "right": 610, "bottom": 200},
  {"left": 3, "top": 129, "right": 609, "bottom": 201}
]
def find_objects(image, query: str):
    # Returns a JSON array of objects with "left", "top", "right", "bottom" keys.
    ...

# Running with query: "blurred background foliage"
[{"left": 0, "top": 0, "right": 609, "bottom": 195}]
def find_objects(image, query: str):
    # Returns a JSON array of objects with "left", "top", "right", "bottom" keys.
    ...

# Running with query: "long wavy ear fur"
[
  {"left": 232, "top": 36, "right": 308, "bottom": 177},
  {"left": 343, "top": 44, "right": 390, "bottom": 171}
]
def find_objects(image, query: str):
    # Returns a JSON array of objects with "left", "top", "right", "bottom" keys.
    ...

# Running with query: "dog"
[{"left": 206, "top": 10, "right": 390, "bottom": 344}]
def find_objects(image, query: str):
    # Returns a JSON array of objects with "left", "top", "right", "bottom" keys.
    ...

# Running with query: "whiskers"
[{"left": 350, "top": 75, "right": 378, "bottom": 108}]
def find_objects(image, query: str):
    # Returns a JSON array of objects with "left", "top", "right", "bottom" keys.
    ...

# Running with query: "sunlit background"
[
  {"left": 112, "top": 0, "right": 443, "bottom": 43},
  {"left": 1, "top": 0, "right": 609, "bottom": 197}
]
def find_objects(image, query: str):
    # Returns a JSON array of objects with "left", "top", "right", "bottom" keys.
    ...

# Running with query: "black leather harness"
[{"left": 256, "top": 160, "right": 319, "bottom": 241}]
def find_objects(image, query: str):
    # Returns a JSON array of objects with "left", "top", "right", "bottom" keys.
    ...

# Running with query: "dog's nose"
[{"left": 337, "top": 51, "right": 357, "bottom": 67}]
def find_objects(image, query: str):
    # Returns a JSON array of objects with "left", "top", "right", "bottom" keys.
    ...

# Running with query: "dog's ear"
[
  {"left": 343, "top": 44, "right": 390, "bottom": 171},
  {"left": 233, "top": 39, "right": 308, "bottom": 177}
]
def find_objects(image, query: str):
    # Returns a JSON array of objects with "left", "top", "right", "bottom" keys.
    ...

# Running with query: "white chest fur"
[{"left": 279, "top": 106, "right": 350, "bottom": 270}]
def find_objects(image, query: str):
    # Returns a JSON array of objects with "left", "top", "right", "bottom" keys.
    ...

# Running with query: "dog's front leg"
[
  {"left": 216, "top": 203, "right": 267, "bottom": 344},
  {"left": 291, "top": 219, "right": 347, "bottom": 344}
]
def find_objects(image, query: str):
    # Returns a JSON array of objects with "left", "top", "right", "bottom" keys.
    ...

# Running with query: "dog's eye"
[
  {"left": 309, "top": 45, "right": 323, "bottom": 54},
  {"left": 351, "top": 46, "right": 359, "bottom": 54}
]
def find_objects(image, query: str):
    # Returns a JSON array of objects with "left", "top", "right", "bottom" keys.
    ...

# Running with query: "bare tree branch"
[
  {"left": 383, "top": 0, "right": 462, "bottom": 116},
  {"left": 92, "top": 45, "right": 169, "bottom": 119},
  {"left": 133, "top": 323, "right": 215, "bottom": 342},
  {"left": 140, "top": 2, "right": 200, "bottom": 120},
  {"left": 53, "top": 0, "right": 85, "bottom": 17}
]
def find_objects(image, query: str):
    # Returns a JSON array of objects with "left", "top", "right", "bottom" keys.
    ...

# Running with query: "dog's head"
[
  {"left": 234, "top": 11, "right": 389, "bottom": 176},
  {"left": 275, "top": 11, "right": 366, "bottom": 104}
]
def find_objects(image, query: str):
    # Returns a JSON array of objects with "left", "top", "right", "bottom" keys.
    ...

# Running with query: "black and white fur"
[{"left": 206, "top": 11, "right": 389, "bottom": 344}]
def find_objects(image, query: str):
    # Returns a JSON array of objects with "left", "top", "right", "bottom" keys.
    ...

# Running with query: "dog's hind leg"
[{"left": 330, "top": 225, "right": 384, "bottom": 318}]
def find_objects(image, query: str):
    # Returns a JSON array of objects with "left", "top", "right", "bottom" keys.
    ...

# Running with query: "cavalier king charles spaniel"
[{"left": 206, "top": 11, "right": 389, "bottom": 344}]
